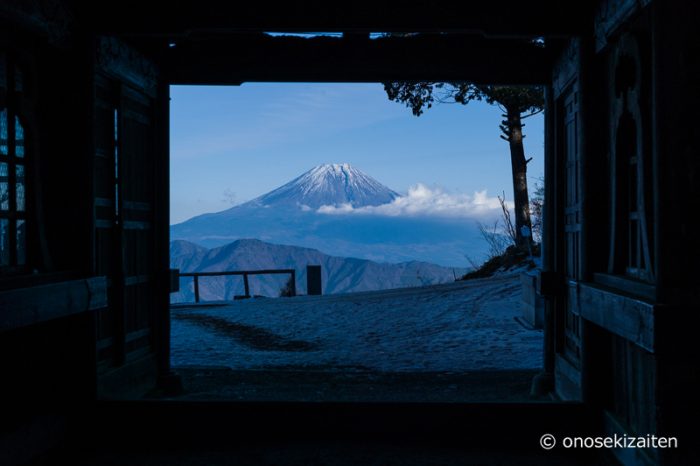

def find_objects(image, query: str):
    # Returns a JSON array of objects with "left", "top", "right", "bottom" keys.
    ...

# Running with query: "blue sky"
[{"left": 170, "top": 83, "right": 544, "bottom": 224}]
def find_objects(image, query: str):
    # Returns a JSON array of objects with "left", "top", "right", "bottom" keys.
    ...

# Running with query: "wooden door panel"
[
  {"left": 93, "top": 74, "right": 156, "bottom": 369},
  {"left": 560, "top": 84, "right": 583, "bottom": 369}
]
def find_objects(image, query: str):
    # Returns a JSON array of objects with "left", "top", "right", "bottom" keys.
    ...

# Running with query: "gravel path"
[{"left": 170, "top": 272, "right": 543, "bottom": 372}]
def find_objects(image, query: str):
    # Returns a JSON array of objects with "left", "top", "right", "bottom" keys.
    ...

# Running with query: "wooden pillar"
[
  {"left": 113, "top": 82, "right": 126, "bottom": 367},
  {"left": 306, "top": 265, "right": 322, "bottom": 296},
  {"left": 289, "top": 270, "right": 297, "bottom": 297},
  {"left": 154, "top": 81, "right": 181, "bottom": 394},
  {"left": 578, "top": 30, "right": 609, "bottom": 407},
  {"left": 243, "top": 274, "right": 250, "bottom": 298},
  {"left": 531, "top": 85, "right": 556, "bottom": 396},
  {"left": 649, "top": 2, "right": 700, "bottom": 464}
]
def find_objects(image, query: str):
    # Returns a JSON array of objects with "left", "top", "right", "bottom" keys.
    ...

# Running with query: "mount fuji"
[
  {"left": 170, "top": 163, "right": 488, "bottom": 268},
  {"left": 251, "top": 163, "right": 399, "bottom": 209}
]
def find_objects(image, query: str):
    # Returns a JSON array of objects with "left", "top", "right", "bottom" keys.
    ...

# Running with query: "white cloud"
[{"left": 317, "top": 184, "right": 513, "bottom": 219}]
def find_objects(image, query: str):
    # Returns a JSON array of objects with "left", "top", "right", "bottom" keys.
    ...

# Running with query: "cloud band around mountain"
[{"left": 316, "top": 184, "right": 512, "bottom": 219}]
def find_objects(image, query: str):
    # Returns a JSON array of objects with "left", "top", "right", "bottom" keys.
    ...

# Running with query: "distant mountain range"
[
  {"left": 171, "top": 239, "right": 466, "bottom": 302},
  {"left": 170, "top": 163, "right": 489, "bottom": 267}
]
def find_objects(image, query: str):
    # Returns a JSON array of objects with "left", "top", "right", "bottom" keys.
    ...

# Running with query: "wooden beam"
[
  {"left": 576, "top": 282, "right": 656, "bottom": 353},
  {"left": 76, "top": 2, "right": 591, "bottom": 37},
  {"left": 163, "top": 34, "right": 552, "bottom": 84},
  {"left": 0, "top": 277, "right": 108, "bottom": 332}
]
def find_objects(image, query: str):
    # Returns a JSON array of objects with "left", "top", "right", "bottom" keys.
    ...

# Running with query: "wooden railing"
[{"left": 178, "top": 269, "right": 296, "bottom": 303}]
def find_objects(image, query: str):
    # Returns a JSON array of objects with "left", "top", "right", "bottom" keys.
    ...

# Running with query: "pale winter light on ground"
[{"left": 171, "top": 272, "right": 542, "bottom": 372}]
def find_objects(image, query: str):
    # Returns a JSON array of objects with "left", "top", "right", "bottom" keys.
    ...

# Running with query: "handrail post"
[
  {"left": 243, "top": 273, "right": 250, "bottom": 298},
  {"left": 194, "top": 275, "right": 200, "bottom": 303},
  {"left": 290, "top": 270, "right": 297, "bottom": 297},
  {"left": 306, "top": 265, "right": 322, "bottom": 295}
]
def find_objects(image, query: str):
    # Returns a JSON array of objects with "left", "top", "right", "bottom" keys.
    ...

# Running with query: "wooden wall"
[{"left": 548, "top": 1, "right": 699, "bottom": 464}]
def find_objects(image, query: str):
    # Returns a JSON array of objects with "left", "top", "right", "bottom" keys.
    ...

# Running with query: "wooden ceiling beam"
[
  {"left": 74, "top": 1, "right": 591, "bottom": 38},
  {"left": 162, "top": 34, "right": 552, "bottom": 85}
]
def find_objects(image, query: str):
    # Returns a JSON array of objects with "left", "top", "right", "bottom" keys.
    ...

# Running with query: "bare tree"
[
  {"left": 529, "top": 176, "right": 544, "bottom": 243},
  {"left": 279, "top": 275, "right": 295, "bottom": 297}
]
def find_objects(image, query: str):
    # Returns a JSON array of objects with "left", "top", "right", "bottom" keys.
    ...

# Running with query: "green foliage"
[
  {"left": 383, "top": 82, "right": 544, "bottom": 117},
  {"left": 530, "top": 176, "right": 545, "bottom": 243}
]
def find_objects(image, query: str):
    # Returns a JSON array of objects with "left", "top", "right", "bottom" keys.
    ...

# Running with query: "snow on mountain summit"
[{"left": 250, "top": 163, "right": 399, "bottom": 209}]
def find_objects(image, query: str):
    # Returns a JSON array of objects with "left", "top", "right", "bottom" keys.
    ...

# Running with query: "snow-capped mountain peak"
[
  {"left": 251, "top": 163, "right": 399, "bottom": 209},
  {"left": 170, "top": 162, "right": 487, "bottom": 267}
]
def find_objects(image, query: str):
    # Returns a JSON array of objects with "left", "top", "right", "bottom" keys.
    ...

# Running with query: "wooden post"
[
  {"left": 114, "top": 83, "right": 126, "bottom": 367},
  {"left": 290, "top": 271, "right": 297, "bottom": 297},
  {"left": 194, "top": 275, "right": 199, "bottom": 303},
  {"left": 169, "top": 269, "right": 180, "bottom": 292},
  {"left": 306, "top": 265, "right": 322, "bottom": 295},
  {"left": 243, "top": 274, "right": 250, "bottom": 298}
]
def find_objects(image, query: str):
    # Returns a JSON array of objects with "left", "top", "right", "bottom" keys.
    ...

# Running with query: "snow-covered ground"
[{"left": 171, "top": 272, "right": 543, "bottom": 372}]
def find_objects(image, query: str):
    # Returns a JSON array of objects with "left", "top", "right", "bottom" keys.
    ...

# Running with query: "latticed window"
[
  {"left": 607, "top": 34, "right": 654, "bottom": 284},
  {"left": 0, "top": 54, "right": 28, "bottom": 271},
  {"left": 616, "top": 111, "right": 652, "bottom": 281}
]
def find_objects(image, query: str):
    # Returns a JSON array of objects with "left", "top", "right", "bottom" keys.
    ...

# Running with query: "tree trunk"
[{"left": 505, "top": 107, "right": 532, "bottom": 247}]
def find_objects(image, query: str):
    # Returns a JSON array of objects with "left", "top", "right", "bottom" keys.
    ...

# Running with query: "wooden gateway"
[{"left": 0, "top": 2, "right": 697, "bottom": 465}]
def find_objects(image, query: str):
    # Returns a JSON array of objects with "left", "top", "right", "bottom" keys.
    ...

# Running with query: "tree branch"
[{"left": 521, "top": 108, "right": 544, "bottom": 120}]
